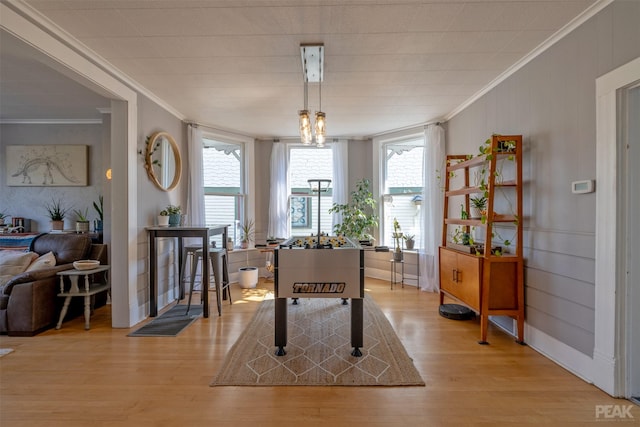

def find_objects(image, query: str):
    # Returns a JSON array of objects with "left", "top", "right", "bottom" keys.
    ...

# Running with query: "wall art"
[{"left": 5, "top": 145, "right": 88, "bottom": 187}]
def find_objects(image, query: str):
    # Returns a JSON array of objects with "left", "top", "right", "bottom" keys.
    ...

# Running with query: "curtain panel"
[{"left": 419, "top": 124, "right": 445, "bottom": 292}]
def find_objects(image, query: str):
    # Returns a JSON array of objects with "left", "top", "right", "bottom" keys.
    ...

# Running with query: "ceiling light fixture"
[{"left": 299, "top": 44, "right": 325, "bottom": 147}]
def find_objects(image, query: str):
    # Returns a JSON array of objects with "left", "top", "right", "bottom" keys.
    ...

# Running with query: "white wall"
[
  {"left": 446, "top": 0, "right": 640, "bottom": 380},
  {"left": 0, "top": 123, "right": 107, "bottom": 231}
]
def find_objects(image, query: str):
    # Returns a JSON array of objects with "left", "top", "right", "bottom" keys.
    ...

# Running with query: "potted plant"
[
  {"left": 158, "top": 209, "right": 170, "bottom": 226},
  {"left": 404, "top": 233, "right": 415, "bottom": 250},
  {"left": 240, "top": 218, "right": 254, "bottom": 249},
  {"left": 45, "top": 198, "right": 70, "bottom": 231},
  {"left": 73, "top": 207, "right": 90, "bottom": 233},
  {"left": 470, "top": 196, "right": 487, "bottom": 219},
  {"left": 165, "top": 204, "right": 181, "bottom": 226},
  {"left": 0, "top": 211, "right": 8, "bottom": 226},
  {"left": 392, "top": 218, "right": 403, "bottom": 261},
  {"left": 93, "top": 195, "right": 104, "bottom": 232},
  {"left": 329, "top": 178, "right": 378, "bottom": 244}
]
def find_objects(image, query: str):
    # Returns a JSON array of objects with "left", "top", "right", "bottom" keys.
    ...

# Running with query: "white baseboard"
[{"left": 525, "top": 323, "right": 595, "bottom": 386}]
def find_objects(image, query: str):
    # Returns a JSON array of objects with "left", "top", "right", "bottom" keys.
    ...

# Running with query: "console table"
[{"left": 146, "top": 225, "right": 229, "bottom": 318}]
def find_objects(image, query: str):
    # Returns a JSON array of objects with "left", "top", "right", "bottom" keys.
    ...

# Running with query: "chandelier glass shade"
[{"left": 299, "top": 44, "right": 326, "bottom": 146}]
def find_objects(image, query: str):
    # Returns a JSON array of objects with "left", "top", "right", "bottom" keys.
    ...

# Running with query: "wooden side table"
[{"left": 56, "top": 265, "right": 110, "bottom": 330}]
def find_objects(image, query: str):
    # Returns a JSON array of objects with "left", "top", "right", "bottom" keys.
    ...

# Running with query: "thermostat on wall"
[{"left": 571, "top": 180, "right": 595, "bottom": 194}]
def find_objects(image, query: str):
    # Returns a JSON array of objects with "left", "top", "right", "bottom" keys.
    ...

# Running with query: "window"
[
  {"left": 289, "top": 146, "right": 333, "bottom": 236},
  {"left": 381, "top": 138, "right": 424, "bottom": 247},
  {"left": 202, "top": 137, "right": 244, "bottom": 246}
]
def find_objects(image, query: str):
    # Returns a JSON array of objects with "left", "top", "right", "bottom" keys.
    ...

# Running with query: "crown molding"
[
  {"left": 5, "top": 0, "right": 185, "bottom": 122},
  {"left": 0, "top": 118, "right": 103, "bottom": 125}
]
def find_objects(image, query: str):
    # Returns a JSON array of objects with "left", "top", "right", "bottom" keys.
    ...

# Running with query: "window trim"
[
  {"left": 201, "top": 129, "right": 255, "bottom": 234},
  {"left": 373, "top": 128, "right": 425, "bottom": 247}
]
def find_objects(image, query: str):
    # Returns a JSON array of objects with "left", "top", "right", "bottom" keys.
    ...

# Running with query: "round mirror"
[{"left": 144, "top": 131, "right": 181, "bottom": 191}]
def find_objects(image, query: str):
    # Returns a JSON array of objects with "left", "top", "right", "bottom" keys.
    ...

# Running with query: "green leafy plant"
[
  {"left": 73, "top": 208, "right": 89, "bottom": 222},
  {"left": 44, "top": 198, "right": 70, "bottom": 221},
  {"left": 159, "top": 210, "right": 169, "bottom": 216},
  {"left": 392, "top": 218, "right": 403, "bottom": 252},
  {"left": 165, "top": 204, "right": 181, "bottom": 215},
  {"left": 93, "top": 195, "right": 104, "bottom": 221},
  {"left": 329, "top": 178, "right": 378, "bottom": 242},
  {"left": 240, "top": 218, "right": 255, "bottom": 243}
]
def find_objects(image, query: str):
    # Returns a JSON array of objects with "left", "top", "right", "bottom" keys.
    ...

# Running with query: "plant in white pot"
[
  {"left": 73, "top": 207, "right": 90, "bottom": 233},
  {"left": 470, "top": 196, "right": 487, "bottom": 220},
  {"left": 157, "top": 209, "right": 170, "bottom": 226}
]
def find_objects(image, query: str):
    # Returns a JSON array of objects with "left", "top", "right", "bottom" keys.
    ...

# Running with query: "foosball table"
[{"left": 273, "top": 235, "right": 365, "bottom": 356}]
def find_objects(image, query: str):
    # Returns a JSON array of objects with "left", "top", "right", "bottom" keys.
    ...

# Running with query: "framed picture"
[
  {"left": 5, "top": 145, "right": 88, "bottom": 187},
  {"left": 291, "top": 196, "right": 311, "bottom": 228}
]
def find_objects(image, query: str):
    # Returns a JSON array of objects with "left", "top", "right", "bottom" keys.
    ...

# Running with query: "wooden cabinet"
[{"left": 439, "top": 135, "right": 525, "bottom": 344}]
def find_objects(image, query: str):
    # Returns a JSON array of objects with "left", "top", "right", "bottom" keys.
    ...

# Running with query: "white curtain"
[
  {"left": 268, "top": 142, "right": 290, "bottom": 239},
  {"left": 419, "top": 124, "right": 445, "bottom": 292},
  {"left": 187, "top": 124, "right": 204, "bottom": 227},
  {"left": 331, "top": 139, "right": 348, "bottom": 232}
]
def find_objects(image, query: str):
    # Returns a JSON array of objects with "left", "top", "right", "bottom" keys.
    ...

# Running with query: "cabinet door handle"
[{"left": 452, "top": 269, "right": 457, "bottom": 282}]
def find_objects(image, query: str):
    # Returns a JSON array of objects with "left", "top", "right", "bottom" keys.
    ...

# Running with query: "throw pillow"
[
  {"left": 26, "top": 251, "right": 57, "bottom": 272},
  {"left": 0, "top": 251, "right": 39, "bottom": 286}
]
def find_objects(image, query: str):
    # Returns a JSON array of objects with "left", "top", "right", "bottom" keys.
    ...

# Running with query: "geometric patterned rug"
[{"left": 210, "top": 295, "right": 425, "bottom": 386}]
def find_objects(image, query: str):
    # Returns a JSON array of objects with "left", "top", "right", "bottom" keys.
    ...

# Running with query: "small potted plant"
[
  {"left": 470, "top": 196, "right": 487, "bottom": 219},
  {"left": 0, "top": 211, "right": 8, "bottom": 226},
  {"left": 404, "top": 233, "right": 415, "bottom": 250},
  {"left": 165, "top": 204, "right": 181, "bottom": 226},
  {"left": 73, "top": 207, "right": 90, "bottom": 233},
  {"left": 392, "top": 218, "right": 403, "bottom": 261},
  {"left": 45, "top": 198, "right": 70, "bottom": 231},
  {"left": 240, "top": 218, "right": 255, "bottom": 249},
  {"left": 158, "top": 209, "right": 170, "bottom": 226}
]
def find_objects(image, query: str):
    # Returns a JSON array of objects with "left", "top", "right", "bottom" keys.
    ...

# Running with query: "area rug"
[
  {"left": 128, "top": 305, "right": 202, "bottom": 337},
  {"left": 210, "top": 296, "right": 425, "bottom": 386}
]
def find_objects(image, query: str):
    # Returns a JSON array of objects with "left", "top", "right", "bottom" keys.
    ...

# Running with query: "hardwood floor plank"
[{"left": 0, "top": 278, "right": 633, "bottom": 426}]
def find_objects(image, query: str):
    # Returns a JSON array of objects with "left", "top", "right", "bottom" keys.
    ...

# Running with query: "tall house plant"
[{"left": 329, "top": 178, "right": 378, "bottom": 243}]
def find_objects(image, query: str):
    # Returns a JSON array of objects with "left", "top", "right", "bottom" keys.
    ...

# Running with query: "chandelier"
[{"left": 299, "top": 44, "right": 326, "bottom": 147}]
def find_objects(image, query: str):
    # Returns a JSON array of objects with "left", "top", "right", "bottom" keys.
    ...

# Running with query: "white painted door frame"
[
  {"left": 594, "top": 56, "right": 640, "bottom": 397},
  {"left": 0, "top": 2, "right": 139, "bottom": 328}
]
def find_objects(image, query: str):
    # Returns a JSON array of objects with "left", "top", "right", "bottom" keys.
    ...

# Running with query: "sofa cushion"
[
  {"left": 26, "top": 251, "right": 56, "bottom": 272},
  {"left": 30, "top": 234, "right": 92, "bottom": 264},
  {"left": 0, "top": 251, "right": 39, "bottom": 286}
]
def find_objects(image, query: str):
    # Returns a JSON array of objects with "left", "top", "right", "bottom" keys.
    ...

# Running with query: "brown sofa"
[{"left": 0, "top": 233, "right": 108, "bottom": 336}]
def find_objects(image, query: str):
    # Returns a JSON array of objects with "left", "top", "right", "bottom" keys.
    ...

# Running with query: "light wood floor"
[{"left": 0, "top": 278, "right": 634, "bottom": 426}]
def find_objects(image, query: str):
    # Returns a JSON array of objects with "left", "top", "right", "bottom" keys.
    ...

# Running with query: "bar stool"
[
  {"left": 186, "top": 247, "right": 231, "bottom": 316},
  {"left": 180, "top": 244, "right": 202, "bottom": 298}
]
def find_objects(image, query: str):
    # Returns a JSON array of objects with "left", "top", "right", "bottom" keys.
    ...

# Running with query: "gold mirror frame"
[{"left": 144, "top": 131, "right": 182, "bottom": 191}]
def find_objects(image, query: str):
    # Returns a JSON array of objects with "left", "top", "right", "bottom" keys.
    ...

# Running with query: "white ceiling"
[{"left": 1, "top": 0, "right": 600, "bottom": 139}]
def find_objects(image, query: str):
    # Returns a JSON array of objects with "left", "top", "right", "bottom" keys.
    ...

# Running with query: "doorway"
[{"left": 625, "top": 83, "right": 640, "bottom": 403}]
